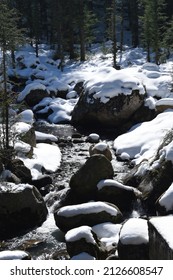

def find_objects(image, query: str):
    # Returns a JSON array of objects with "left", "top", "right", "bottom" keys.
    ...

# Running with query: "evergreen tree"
[
  {"left": 107, "top": 0, "right": 119, "bottom": 68},
  {"left": 0, "top": 0, "right": 24, "bottom": 151},
  {"left": 128, "top": 0, "right": 139, "bottom": 47},
  {"left": 140, "top": 0, "right": 167, "bottom": 64}
]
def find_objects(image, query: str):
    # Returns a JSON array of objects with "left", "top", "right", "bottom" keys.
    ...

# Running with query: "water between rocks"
[{"left": 2, "top": 123, "right": 144, "bottom": 260}]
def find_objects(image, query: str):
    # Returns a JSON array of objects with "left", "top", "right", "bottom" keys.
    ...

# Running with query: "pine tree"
[
  {"left": 140, "top": 0, "right": 167, "bottom": 64},
  {"left": 106, "top": 0, "right": 118, "bottom": 68},
  {"left": 0, "top": 0, "right": 24, "bottom": 151}
]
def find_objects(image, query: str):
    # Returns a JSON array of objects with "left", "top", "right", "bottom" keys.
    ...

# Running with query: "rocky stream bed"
[{"left": 1, "top": 123, "right": 136, "bottom": 260}]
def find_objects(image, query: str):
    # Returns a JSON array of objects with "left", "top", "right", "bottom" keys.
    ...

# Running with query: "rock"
[
  {"left": 32, "top": 175, "right": 53, "bottom": 196},
  {"left": 65, "top": 226, "right": 106, "bottom": 259},
  {"left": 97, "top": 179, "right": 140, "bottom": 212},
  {"left": 155, "top": 98, "right": 173, "bottom": 113},
  {"left": 73, "top": 81, "right": 84, "bottom": 95},
  {"left": 20, "top": 126, "right": 36, "bottom": 148},
  {"left": 31, "top": 175, "right": 53, "bottom": 190},
  {"left": 54, "top": 201, "right": 123, "bottom": 232},
  {"left": 0, "top": 182, "right": 48, "bottom": 240},
  {"left": 155, "top": 182, "right": 173, "bottom": 215},
  {"left": 7, "top": 159, "right": 32, "bottom": 183},
  {"left": 71, "top": 252, "right": 96, "bottom": 260},
  {"left": 72, "top": 89, "right": 145, "bottom": 129},
  {"left": 148, "top": 216, "right": 173, "bottom": 259},
  {"left": 118, "top": 218, "right": 149, "bottom": 259},
  {"left": 89, "top": 142, "right": 112, "bottom": 161},
  {"left": 69, "top": 154, "right": 114, "bottom": 201},
  {"left": 0, "top": 250, "right": 31, "bottom": 260},
  {"left": 138, "top": 160, "right": 173, "bottom": 214},
  {"left": 87, "top": 133, "right": 100, "bottom": 143},
  {"left": 92, "top": 222, "right": 122, "bottom": 254},
  {"left": 24, "top": 89, "right": 49, "bottom": 107}
]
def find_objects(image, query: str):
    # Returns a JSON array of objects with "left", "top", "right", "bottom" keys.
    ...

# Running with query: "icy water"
[{"left": 1, "top": 123, "right": 138, "bottom": 260}]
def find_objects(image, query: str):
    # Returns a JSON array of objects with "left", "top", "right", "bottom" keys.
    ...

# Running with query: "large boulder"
[
  {"left": 97, "top": 179, "right": 141, "bottom": 212},
  {"left": 65, "top": 226, "right": 107, "bottom": 259},
  {"left": 72, "top": 69, "right": 145, "bottom": 128},
  {"left": 72, "top": 90, "right": 145, "bottom": 129},
  {"left": 148, "top": 216, "right": 173, "bottom": 259},
  {"left": 0, "top": 182, "right": 48, "bottom": 240},
  {"left": 69, "top": 154, "right": 114, "bottom": 201},
  {"left": 155, "top": 182, "right": 173, "bottom": 215},
  {"left": 17, "top": 83, "right": 49, "bottom": 107},
  {"left": 138, "top": 160, "right": 173, "bottom": 214},
  {"left": 54, "top": 201, "right": 123, "bottom": 232},
  {"left": 118, "top": 218, "right": 149, "bottom": 260}
]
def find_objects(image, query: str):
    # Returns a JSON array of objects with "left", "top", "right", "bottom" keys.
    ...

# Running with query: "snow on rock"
[
  {"left": 15, "top": 109, "right": 35, "bottom": 124},
  {"left": 92, "top": 222, "right": 122, "bottom": 251},
  {"left": 141, "top": 62, "right": 160, "bottom": 72},
  {"left": 58, "top": 201, "right": 119, "bottom": 217},
  {"left": 97, "top": 179, "right": 141, "bottom": 196},
  {"left": 119, "top": 218, "right": 149, "bottom": 245},
  {"left": 84, "top": 67, "right": 145, "bottom": 104},
  {"left": 17, "top": 82, "right": 47, "bottom": 102},
  {"left": 66, "top": 90, "right": 78, "bottom": 99},
  {"left": 0, "top": 250, "right": 31, "bottom": 260},
  {"left": 156, "top": 183, "right": 173, "bottom": 213},
  {"left": 144, "top": 96, "right": 156, "bottom": 110},
  {"left": 65, "top": 226, "right": 96, "bottom": 244},
  {"left": 65, "top": 225, "right": 106, "bottom": 259},
  {"left": 114, "top": 110, "right": 173, "bottom": 164},
  {"left": 71, "top": 252, "right": 96, "bottom": 260},
  {"left": 93, "top": 142, "right": 108, "bottom": 152},
  {"left": 47, "top": 98, "right": 76, "bottom": 123},
  {"left": 87, "top": 133, "right": 100, "bottom": 143},
  {"left": 12, "top": 122, "right": 31, "bottom": 135},
  {"left": 97, "top": 179, "right": 141, "bottom": 212},
  {"left": 155, "top": 98, "right": 173, "bottom": 112},
  {"left": 89, "top": 142, "right": 112, "bottom": 161},
  {"left": 19, "top": 143, "right": 61, "bottom": 179},
  {"left": 54, "top": 201, "right": 122, "bottom": 232},
  {"left": 148, "top": 215, "right": 173, "bottom": 259},
  {"left": 35, "top": 131, "right": 58, "bottom": 142}
]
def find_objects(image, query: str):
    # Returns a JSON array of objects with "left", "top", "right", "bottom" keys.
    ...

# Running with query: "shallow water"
[{"left": 2, "top": 123, "right": 140, "bottom": 259}]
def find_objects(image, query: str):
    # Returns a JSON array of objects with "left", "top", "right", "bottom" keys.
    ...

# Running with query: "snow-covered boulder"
[
  {"left": 72, "top": 68, "right": 145, "bottom": 128},
  {"left": 17, "top": 82, "right": 49, "bottom": 107},
  {"left": 148, "top": 216, "right": 173, "bottom": 259},
  {"left": 0, "top": 183, "right": 48, "bottom": 240},
  {"left": 65, "top": 226, "right": 106, "bottom": 259},
  {"left": 69, "top": 154, "right": 114, "bottom": 201},
  {"left": 118, "top": 218, "right": 149, "bottom": 259},
  {"left": 156, "top": 183, "right": 173, "bottom": 215},
  {"left": 0, "top": 250, "right": 31, "bottom": 260},
  {"left": 92, "top": 222, "right": 122, "bottom": 253},
  {"left": 97, "top": 179, "right": 141, "bottom": 212},
  {"left": 54, "top": 201, "right": 122, "bottom": 232},
  {"left": 114, "top": 110, "right": 173, "bottom": 165},
  {"left": 155, "top": 98, "right": 173, "bottom": 113},
  {"left": 89, "top": 142, "right": 112, "bottom": 161}
]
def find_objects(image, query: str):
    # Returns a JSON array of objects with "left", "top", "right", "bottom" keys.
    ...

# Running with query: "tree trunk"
[
  {"left": 79, "top": 0, "right": 85, "bottom": 61},
  {"left": 112, "top": 0, "right": 117, "bottom": 68},
  {"left": 2, "top": 48, "right": 9, "bottom": 149}
]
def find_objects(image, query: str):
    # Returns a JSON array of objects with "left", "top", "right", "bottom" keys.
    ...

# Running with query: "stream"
[{"left": 2, "top": 122, "right": 142, "bottom": 260}]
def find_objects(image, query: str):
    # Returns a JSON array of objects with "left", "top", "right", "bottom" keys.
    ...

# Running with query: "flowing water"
[{"left": 1, "top": 122, "right": 140, "bottom": 259}]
